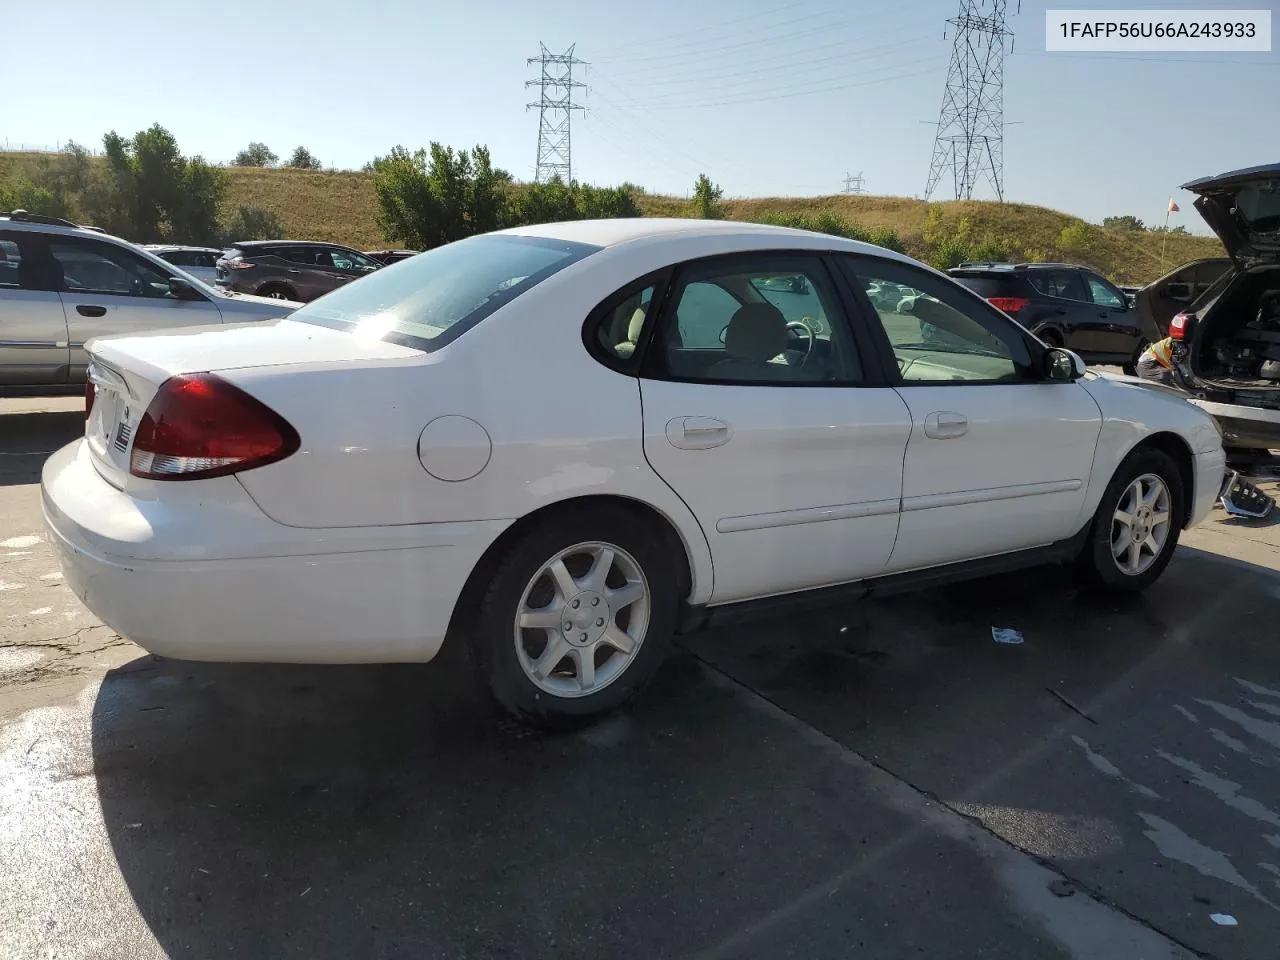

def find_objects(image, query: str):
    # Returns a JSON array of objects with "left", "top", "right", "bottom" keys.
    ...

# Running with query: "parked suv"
[
  {"left": 948, "top": 261, "right": 1149, "bottom": 372},
  {"left": 1165, "top": 163, "right": 1280, "bottom": 454},
  {"left": 0, "top": 210, "right": 301, "bottom": 393},
  {"left": 141, "top": 244, "right": 223, "bottom": 284},
  {"left": 215, "top": 241, "right": 383, "bottom": 301}
]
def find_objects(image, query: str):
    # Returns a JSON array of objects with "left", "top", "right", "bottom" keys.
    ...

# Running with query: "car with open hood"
[{"left": 1164, "top": 163, "right": 1280, "bottom": 453}]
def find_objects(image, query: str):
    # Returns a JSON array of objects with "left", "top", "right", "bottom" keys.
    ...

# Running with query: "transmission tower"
[
  {"left": 924, "top": 1, "right": 1016, "bottom": 202},
  {"left": 842, "top": 171, "right": 865, "bottom": 195},
  {"left": 526, "top": 43, "right": 587, "bottom": 184}
]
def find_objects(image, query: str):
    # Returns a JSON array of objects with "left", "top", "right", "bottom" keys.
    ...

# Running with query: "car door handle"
[
  {"left": 75, "top": 305, "right": 106, "bottom": 318},
  {"left": 1054, "top": 307, "right": 1068, "bottom": 315},
  {"left": 923, "top": 411, "right": 968, "bottom": 440},
  {"left": 666, "top": 416, "right": 730, "bottom": 450},
  {"left": 286, "top": 268, "right": 301, "bottom": 274}
]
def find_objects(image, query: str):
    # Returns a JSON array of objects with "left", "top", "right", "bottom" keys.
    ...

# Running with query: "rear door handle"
[
  {"left": 76, "top": 305, "right": 106, "bottom": 317},
  {"left": 286, "top": 268, "right": 301, "bottom": 274},
  {"left": 666, "top": 416, "right": 730, "bottom": 450},
  {"left": 923, "top": 411, "right": 968, "bottom": 439}
]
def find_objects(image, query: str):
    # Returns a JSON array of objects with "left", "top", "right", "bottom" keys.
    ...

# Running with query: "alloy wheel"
[
  {"left": 1111, "top": 473, "right": 1172, "bottom": 576},
  {"left": 513, "top": 541, "right": 651, "bottom": 698}
]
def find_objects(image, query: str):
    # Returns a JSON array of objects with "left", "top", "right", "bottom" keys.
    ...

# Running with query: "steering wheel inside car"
[{"left": 786, "top": 318, "right": 815, "bottom": 366}]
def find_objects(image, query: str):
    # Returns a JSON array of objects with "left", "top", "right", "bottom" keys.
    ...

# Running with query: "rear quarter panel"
[{"left": 223, "top": 236, "right": 763, "bottom": 604}]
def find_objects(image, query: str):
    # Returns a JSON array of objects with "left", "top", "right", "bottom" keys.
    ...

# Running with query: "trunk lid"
[
  {"left": 83, "top": 319, "right": 423, "bottom": 489},
  {"left": 1181, "top": 163, "right": 1280, "bottom": 262}
]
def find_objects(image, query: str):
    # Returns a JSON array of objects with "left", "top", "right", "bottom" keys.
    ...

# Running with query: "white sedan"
[{"left": 41, "top": 218, "right": 1226, "bottom": 727}]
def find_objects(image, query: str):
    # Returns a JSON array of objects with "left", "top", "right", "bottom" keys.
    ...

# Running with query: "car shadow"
[
  {"left": 0, "top": 410, "right": 82, "bottom": 487},
  {"left": 87, "top": 544, "right": 1280, "bottom": 958}
]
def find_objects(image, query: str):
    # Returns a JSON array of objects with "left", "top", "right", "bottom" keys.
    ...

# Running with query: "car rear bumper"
[
  {"left": 41, "top": 439, "right": 508, "bottom": 664},
  {"left": 1186, "top": 398, "right": 1280, "bottom": 451}
]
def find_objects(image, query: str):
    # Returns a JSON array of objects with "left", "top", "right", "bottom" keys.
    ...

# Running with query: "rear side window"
[
  {"left": 289, "top": 234, "right": 601, "bottom": 352},
  {"left": 949, "top": 275, "right": 1012, "bottom": 298}
]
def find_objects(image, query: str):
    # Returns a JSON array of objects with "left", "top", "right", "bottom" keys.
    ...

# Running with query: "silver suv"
[{"left": 0, "top": 211, "right": 302, "bottom": 394}]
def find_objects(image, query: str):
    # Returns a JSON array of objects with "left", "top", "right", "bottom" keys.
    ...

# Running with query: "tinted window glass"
[
  {"left": 289, "top": 234, "right": 600, "bottom": 352},
  {"left": 840, "top": 256, "right": 1034, "bottom": 383},
  {"left": 1085, "top": 275, "right": 1125, "bottom": 309},
  {"left": 49, "top": 239, "right": 173, "bottom": 298},
  {"left": 949, "top": 275, "right": 1010, "bottom": 297},
  {"left": 0, "top": 238, "right": 21, "bottom": 289},
  {"left": 594, "top": 282, "right": 659, "bottom": 363},
  {"left": 649, "top": 255, "right": 863, "bottom": 385}
]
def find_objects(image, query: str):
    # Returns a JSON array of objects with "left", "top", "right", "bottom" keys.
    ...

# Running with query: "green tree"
[
  {"left": 372, "top": 143, "right": 486, "bottom": 248},
  {"left": 234, "top": 142, "right": 278, "bottom": 167},
  {"left": 691, "top": 174, "right": 724, "bottom": 219},
  {"left": 287, "top": 146, "right": 322, "bottom": 170},
  {"left": 220, "top": 204, "right": 285, "bottom": 243},
  {"left": 1102, "top": 215, "right": 1145, "bottom": 231},
  {"left": 90, "top": 124, "right": 228, "bottom": 242}
]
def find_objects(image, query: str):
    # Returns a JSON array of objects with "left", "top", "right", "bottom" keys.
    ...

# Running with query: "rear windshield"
[
  {"left": 288, "top": 233, "right": 601, "bottom": 352},
  {"left": 1236, "top": 183, "right": 1280, "bottom": 231},
  {"left": 949, "top": 275, "right": 1012, "bottom": 297}
]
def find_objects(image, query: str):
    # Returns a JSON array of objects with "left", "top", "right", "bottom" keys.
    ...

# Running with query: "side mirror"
[
  {"left": 168, "top": 276, "right": 201, "bottom": 300},
  {"left": 1044, "top": 346, "right": 1086, "bottom": 381}
]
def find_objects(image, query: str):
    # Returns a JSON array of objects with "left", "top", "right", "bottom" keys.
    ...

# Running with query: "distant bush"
[
  {"left": 751, "top": 211, "right": 903, "bottom": 253},
  {"left": 220, "top": 204, "right": 285, "bottom": 243}
]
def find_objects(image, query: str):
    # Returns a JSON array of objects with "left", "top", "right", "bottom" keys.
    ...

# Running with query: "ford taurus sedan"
[{"left": 42, "top": 218, "right": 1226, "bottom": 728}]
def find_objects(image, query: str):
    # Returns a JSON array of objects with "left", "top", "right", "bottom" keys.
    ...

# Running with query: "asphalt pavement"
[{"left": 3, "top": 395, "right": 1280, "bottom": 959}]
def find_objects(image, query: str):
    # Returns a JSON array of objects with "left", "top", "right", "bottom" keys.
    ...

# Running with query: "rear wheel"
[
  {"left": 257, "top": 283, "right": 297, "bottom": 301},
  {"left": 467, "top": 506, "right": 678, "bottom": 729},
  {"left": 1079, "top": 447, "right": 1184, "bottom": 592},
  {"left": 1037, "top": 328, "right": 1062, "bottom": 349}
]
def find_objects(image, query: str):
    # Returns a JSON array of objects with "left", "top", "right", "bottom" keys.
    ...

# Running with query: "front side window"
[
  {"left": 840, "top": 257, "right": 1034, "bottom": 384},
  {"left": 330, "top": 249, "right": 380, "bottom": 273},
  {"left": 289, "top": 234, "right": 601, "bottom": 352},
  {"left": 48, "top": 239, "right": 174, "bottom": 298},
  {"left": 646, "top": 254, "right": 863, "bottom": 385},
  {"left": 1086, "top": 274, "right": 1126, "bottom": 309}
]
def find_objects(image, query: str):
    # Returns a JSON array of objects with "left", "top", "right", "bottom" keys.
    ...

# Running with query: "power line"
[
  {"left": 924, "top": 0, "right": 1016, "bottom": 202},
  {"left": 526, "top": 43, "right": 588, "bottom": 184}
]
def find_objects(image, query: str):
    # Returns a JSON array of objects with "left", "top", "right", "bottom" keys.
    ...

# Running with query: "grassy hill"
[{"left": 1, "top": 151, "right": 1224, "bottom": 285}]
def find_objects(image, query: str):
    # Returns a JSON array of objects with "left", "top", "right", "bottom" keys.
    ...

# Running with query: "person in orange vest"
[
  {"left": 1133, "top": 335, "right": 1274, "bottom": 517},
  {"left": 1134, "top": 336, "right": 1175, "bottom": 386}
]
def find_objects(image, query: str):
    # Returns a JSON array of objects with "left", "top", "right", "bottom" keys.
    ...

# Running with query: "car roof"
[
  {"left": 949, "top": 262, "right": 1087, "bottom": 273},
  {"left": 143, "top": 244, "right": 222, "bottom": 253},
  {"left": 231, "top": 240, "right": 336, "bottom": 248},
  {"left": 496, "top": 216, "right": 916, "bottom": 261}
]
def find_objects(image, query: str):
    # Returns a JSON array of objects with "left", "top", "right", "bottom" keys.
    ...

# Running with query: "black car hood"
[{"left": 1181, "top": 163, "right": 1280, "bottom": 262}]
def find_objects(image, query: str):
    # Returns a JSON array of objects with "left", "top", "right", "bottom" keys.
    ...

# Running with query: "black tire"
[
  {"left": 1123, "top": 338, "right": 1149, "bottom": 377},
  {"left": 1078, "top": 446, "right": 1185, "bottom": 592},
  {"left": 1037, "top": 328, "right": 1062, "bottom": 349},
  {"left": 467, "top": 505, "right": 679, "bottom": 730},
  {"left": 257, "top": 283, "right": 297, "bottom": 301}
]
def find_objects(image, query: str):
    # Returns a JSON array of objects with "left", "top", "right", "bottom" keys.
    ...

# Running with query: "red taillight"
[
  {"left": 84, "top": 380, "right": 95, "bottom": 421},
  {"left": 987, "top": 296, "right": 1030, "bottom": 314},
  {"left": 1169, "top": 312, "right": 1192, "bottom": 341},
  {"left": 129, "top": 373, "right": 299, "bottom": 481}
]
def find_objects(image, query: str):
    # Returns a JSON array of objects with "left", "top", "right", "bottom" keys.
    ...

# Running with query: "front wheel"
[
  {"left": 467, "top": 506, "right": 679, "bottom": 729},
  {"left": 1079, "top": 447, "right": 1184, "bottom": 592}
]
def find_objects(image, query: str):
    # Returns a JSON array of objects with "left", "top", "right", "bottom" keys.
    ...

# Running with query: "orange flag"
[{"left": 1168, "top": 197, "right": 1180, "bottom": 213}]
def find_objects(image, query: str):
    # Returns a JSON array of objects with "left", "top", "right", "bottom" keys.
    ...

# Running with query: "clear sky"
[{"left": 3, "top": 0, "right": 1277, "bottom": 236}]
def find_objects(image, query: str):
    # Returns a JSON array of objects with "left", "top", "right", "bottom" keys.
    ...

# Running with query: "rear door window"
[{"left": 1027, "top": 270, "right": 1089, "bottom": 302}]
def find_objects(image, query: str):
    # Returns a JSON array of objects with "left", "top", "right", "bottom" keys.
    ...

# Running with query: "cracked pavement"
[{"left": 4, "top": 396, "right": 1280, "bottom": 959}]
